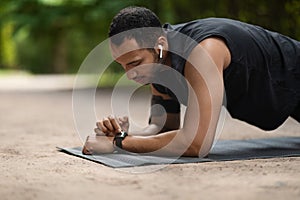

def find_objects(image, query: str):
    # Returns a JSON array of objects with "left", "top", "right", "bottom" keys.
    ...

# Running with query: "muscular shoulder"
[
  {"left": 199, "top": 37, "right": 231, "bottom": 70},
  {"left": 184, "top": 37, "right": 230, "bottom": 91}
]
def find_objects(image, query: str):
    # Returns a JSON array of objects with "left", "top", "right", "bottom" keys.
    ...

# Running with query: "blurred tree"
[
  {"left": 0, "top": 21, "right": 17, "bottom": 68},
  {"left": 0, "top": 0, "right": 299, "bottom": 74},
  {"left": 0, "top": 0, "right": 141, "bottom": 73}
]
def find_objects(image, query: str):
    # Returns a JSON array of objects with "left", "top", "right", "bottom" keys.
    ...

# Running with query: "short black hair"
[{"left": 109, "top": 6, "right": 164, "bottom": 47}]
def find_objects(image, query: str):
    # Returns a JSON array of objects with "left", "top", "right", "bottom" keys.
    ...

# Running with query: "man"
[{"left": 82, "top": 6, "right": 300, "bottom": 157}]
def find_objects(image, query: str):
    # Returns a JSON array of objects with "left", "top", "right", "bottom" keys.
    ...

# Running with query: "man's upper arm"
[
  {"left": 181, "top": 37, "right": 229, "bottom": 156},
  {"left": 149, "top": 85, "right": 181, "bottom": 133}
]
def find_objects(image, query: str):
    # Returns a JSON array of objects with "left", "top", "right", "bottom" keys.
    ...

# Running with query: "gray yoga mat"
[{"left": 58, "top": 137, "right": 300, "bottom": 168}]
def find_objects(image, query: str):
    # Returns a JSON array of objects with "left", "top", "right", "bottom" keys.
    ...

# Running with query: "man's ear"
[{"left": 155, "top": 36, "right": 168, "bottom": 55}]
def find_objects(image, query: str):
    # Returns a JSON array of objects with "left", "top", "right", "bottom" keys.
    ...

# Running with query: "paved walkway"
[
  {"left": 0, "top": 74, "right": 81, "bottom": 91},
  {"left": 0, "top": 88, "right": 299, "bottom": 200}
]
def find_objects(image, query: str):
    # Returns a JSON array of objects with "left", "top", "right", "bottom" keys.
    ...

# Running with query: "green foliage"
[{"left": 0, "top": 0, "right": 299, "bottom": 74}]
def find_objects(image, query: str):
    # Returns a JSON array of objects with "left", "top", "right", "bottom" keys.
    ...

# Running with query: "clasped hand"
[{"left": 82, "top": 116, "right": 129, "bottom": 154}]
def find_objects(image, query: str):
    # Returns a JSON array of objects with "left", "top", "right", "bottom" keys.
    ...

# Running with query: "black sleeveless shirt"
[{"left": 153, "top": 18, "right": 300, "bottom": 130}]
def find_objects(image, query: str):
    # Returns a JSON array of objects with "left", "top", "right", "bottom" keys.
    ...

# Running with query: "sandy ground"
[{"left": 1, "top": 88, "right": 300, "bottom": 200}]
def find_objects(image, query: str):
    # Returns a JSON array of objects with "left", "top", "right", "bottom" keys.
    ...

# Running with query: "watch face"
[
  {"left": 116, "top": 131, "right": 128, "bottom": 138},
  {"left": 114, "top": 131, "right": 128, "bottom": 150},
  {"left": 120, "top": 131, "right": 127, "bottom": 137}
]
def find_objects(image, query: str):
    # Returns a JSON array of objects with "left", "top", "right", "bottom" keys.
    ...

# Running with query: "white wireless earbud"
[
  {"left": 127, "top": 70, "right": 137, "bottom": 80},
  {"left": 158, "top": 44, "right": 163, "bottom": 59}
]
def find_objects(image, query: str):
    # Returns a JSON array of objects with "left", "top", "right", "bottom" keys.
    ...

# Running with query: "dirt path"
[{"left": 0, "top": 89, "right": 299, "bottom": 200}]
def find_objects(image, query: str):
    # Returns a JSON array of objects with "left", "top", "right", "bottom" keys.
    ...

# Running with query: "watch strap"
[{"left": 113, "top": 131, "right": 128, "bottom": 149}]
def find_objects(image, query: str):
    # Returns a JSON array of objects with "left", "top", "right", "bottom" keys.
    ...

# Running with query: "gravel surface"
[{"left": 0, "top": 88, "right": 299, "bottom": 200}]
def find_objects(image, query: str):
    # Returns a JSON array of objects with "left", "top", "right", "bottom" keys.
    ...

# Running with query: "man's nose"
[{"left": 126, "top": 70, "right": 138, "bottom": 80}]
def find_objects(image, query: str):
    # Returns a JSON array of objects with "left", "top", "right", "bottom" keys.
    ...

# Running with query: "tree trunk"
[{"left": 52, "top": 28, "right": 68, "bottom": 73}]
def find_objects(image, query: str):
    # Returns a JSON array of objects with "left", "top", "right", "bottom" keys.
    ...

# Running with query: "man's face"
[{"left": 110, "top": 38, "right": 158, "bottom": 84}]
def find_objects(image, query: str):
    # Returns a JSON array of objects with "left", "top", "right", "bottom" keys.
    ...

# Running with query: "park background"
[
  {"left": 1, "top": 1, "right": 300, "bottom": 200},
  {"left": 1, "top": 0, "right": 300, "bottom": 79}
]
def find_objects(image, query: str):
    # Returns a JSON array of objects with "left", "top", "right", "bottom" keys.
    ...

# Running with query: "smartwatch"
[{"left": 113, "top": 131, "right": 128, "bottom": 149}]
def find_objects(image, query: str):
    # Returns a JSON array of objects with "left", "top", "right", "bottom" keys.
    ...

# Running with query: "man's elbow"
[{"left": 185, "top": 142, "right": 211, "bottom": 157}]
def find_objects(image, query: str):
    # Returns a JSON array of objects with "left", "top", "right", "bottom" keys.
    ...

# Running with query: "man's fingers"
[
  {"left": 96, "top": 121, "right": 108, "bottom": 133},
  {"left": 96, "top": 121, "right": 101, "bottom": 129},
  {"left": 118, "top": 116, "right": 128, "bottom": 123},
  {"left": 96, "top": 116, "right": 124, "bottom": 135},
  {"left": 118, "top": 116, "right": 129, "bottom": 132},
  {"left": 94, "top": 128, "right": 115, "bottom": 136},
  {"left": 109, "top": 116, "right": 122, "bottom": 132},
  {"left": 103, "top": 117, "right": 114, "bottom": 131},
  {"left": 94, "top": 128, "right": 106, "bottom": 136}
]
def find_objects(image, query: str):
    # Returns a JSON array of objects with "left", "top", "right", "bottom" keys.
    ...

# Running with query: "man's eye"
[{"left": 131, "top": 61, "right": 141, "bottom": 66}]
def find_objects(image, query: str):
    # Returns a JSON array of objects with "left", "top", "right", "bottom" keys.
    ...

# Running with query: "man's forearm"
[
  {"left": 129, "top": 123, "right": 168, "bottom": 136},
  {"left": 122, "top": 130, "right": 199, "bottom": 156}
]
